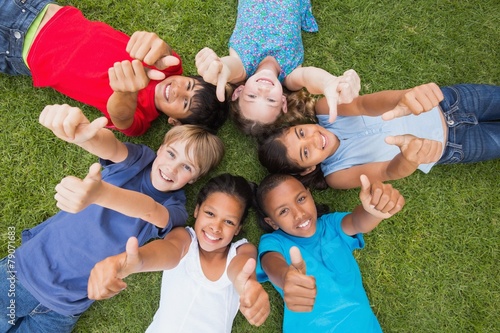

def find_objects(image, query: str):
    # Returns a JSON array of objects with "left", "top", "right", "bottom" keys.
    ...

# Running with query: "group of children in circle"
[{"left": 1, "top": 0, "right": 499, "bottom": 332}]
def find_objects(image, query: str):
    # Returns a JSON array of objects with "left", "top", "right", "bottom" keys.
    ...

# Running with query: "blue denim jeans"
[
  {"left": 437, "top": 84, "right": 500, "bottom": 164},
  {"left": 0, "top": 257, "right": 80, "bottom": 333},
  {"left": 0, "top": 0, "right": 52, "bottom": 75}
]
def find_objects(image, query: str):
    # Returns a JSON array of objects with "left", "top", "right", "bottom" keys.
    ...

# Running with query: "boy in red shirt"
[{"left": 1, "top": 1, "right": 227, "bottom": 135}]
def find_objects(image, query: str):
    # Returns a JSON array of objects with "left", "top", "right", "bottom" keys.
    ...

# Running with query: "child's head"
[
  {"left": 230, "top": 88, "right": 316, "bottom": 137},
  {"left": 257, "top": 124, "right": 331, "bottom": 190},
  {"left": 193, "top": 173, "right": 256, "bottom": 252},
  {"left": 256, "top": 174, "right": 318, "bottom": 237},
  {"left": 155, "top": 75, "right": 228, "bottom": 133},
  {"left": 151, "top": 125, "right": 224, "bottom": 192}
]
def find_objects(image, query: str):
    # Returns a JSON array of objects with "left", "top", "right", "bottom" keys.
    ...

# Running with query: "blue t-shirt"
[
  {"left": 257, "top": 212, "right": 382, "bottom": 333},
  {"left": 318, "top": 106, "right": 444, "bottom": 177},
  {"left": 228, "top": 0, "right": 318, "bottom": 83},
  {"left": 15, "top": 143, "right": 188, "bottom": 316}
]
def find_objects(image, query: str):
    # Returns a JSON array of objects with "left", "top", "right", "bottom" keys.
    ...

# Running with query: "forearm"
[
  {"left": 106, "top": 91, "right": 138, "bottom": 130},
  {"left": 77, "top": 128, "right": 128, "bottom": 163},
  {"left": 133, "top": 236, "right": 187, "bottom": 273},
  {"left": 260, "top": 252, "right": 289, "bottom": 290},
  {"left": 96, "top": 182, "right": 170, "bottom": 228},
  {"left": 385, "top": 153, "right": 419, "bottom": 181},
  {"left": 348, "top": 205, "right": 383, "bottom": 234},
  {"left": 221, "top": 55, "right": 246, "bottom": 84},
  {"left": 335, "top": 89, "right": 410, "bottom": 116}
]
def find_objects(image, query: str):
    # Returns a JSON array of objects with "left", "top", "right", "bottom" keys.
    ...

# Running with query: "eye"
[
  {"left": 167, "top": 149, "right": 175, "bottom": 158},
  {"left": 299, "top": 129, "right": 305, "bottom": 137},
  {"left": 303, "top": 148, "right": 309, "bottom": 158},
  {"left": 298, "top": 195, "right": 306, "bottom": 203},
  {"left": 268, "top": 98, "right": 276, "bottom": 103},
  {"left": 248, "top": 94, "right": 256, "bottom": 98},
  {"left": 225, "top": 220, "right": 236, "bottom": 226},
  {"left": 279, "top": 208, "right": 288, "bottom": 216},
  {"left": 204, "top": 210, "right": 215, "bottom": 217},
  {"left": 184, "top": 98, "right": 188, "bottom": 109},
  {"left": 183, "top": 164, "right": 192, "bottom": 172},
  {"left": 187, "top": 82, "right": 191, "bottom": 90}
]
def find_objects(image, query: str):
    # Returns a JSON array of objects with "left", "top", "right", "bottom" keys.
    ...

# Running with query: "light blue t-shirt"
[
  {"left": 15, "top": 143, "right": 188, "bottom": 316},
  {"left": 318, "top": 106, "right": 444, "bottom": 177},
  {"left": 257, "top": 212, "right": 382, "bottom": 333},
  {"left": 228, "top": 0, "right": 318, "bottom": 83}
]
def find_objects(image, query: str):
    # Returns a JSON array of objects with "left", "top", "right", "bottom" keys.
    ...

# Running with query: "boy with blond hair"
[{"left": 0, "top": 104, "right": 224, "bottom": 332}]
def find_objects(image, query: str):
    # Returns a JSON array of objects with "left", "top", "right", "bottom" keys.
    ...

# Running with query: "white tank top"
[{"left": 145, "top": 227, "right": 248, "bottom": 333}]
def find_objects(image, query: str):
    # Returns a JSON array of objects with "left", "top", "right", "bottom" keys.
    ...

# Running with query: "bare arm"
[
  {"left": 39, "top": 104, "right": 128, "bottom": 163},
  {"left": 195, "top": 47, "right": 246, "bottom": 101},
  {"left": 228, "top": 243, "right": 270, "bottom": 326},
  {"left": 55, "top": 163, "right": 172, "bottom": 228},
  {"left": 341, "top": 175, "right": 405, "bottom": 236},
  {"left": 88, "top": 230, "right": 191, "bottom": 300},
  {"left": 285, "top": 67, "right": 360, "bottom": 122}
]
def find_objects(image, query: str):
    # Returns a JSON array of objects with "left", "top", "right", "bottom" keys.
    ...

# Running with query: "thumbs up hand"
[
  {"left": 234, "top": 258, "right": 270, "bottom": 326},
  {"left": 54, "top": 163, "right": 104, "bottom": 213},
  {"left": 382, "top": 82, "right": 444, "bottom": 120},
  {"left": 386, "top": 134, "right": 443, "bottom": 166},
  {"left": 88, "top": 237, "right": 144, "bottom": 300},
  {"left": 283, "top": 246, "right": 317, "bottom": 312}
]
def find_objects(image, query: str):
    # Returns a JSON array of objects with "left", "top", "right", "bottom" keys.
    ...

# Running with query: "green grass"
[{"left": 1, "top": 0, "right": 499, "bottom": 332}]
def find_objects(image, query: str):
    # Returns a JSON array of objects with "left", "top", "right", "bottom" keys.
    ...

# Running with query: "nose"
[
  {"left": 257, "top": 84, "right": 271, "bottom": 93},
  {"left": 209, "top": 221, "right": 222, "bottom": 233},
  {"left": 292, "top": 206, "right": 305, "bottom": 221}
]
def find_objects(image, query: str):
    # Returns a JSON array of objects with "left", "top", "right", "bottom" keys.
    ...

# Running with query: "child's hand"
[
  {"left": 195, "top": 47, "right": 230, "bottom": 102},
  {"left": 359, "top": 175, "right": 405, "bottom": 219},
  {"left": 88, "top": 237, "right": 143, "bottom": 300},
  {"left": 382, "top": 82, "right": 444, "bottom": 120},
  {"left": 109, "top": 60, "right": 153, "bottom": 93},
  {"left": 55, "top": 163, "right": 104, "bottom": 213},
  {"left": 322, "top": 69, "right": 360, "bottom": 123},
  {"left": 127, "top": 31, "right": 180, "bottom": 71},
  {"left": 39, "top": 104, "right": 108, "bottom": 144},
  {"left": 386, "top": 134, "right": 443, "bottom": 166},
  {"left": 234, "top": 258, "right": 270, "bottom": 326},
  {"left": 283, "top": 247, "right": 316, "bottom": 312}
]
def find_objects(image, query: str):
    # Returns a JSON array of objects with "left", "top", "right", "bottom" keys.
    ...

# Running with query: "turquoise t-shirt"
[{"left": 257, "top": 212, "right": 382, "bottom": 332}]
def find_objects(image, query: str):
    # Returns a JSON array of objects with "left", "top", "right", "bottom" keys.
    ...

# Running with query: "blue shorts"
[{"left": 0, "top": 0, "right": 52, "bottom": 75}]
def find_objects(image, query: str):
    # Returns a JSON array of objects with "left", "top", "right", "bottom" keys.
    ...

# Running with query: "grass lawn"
[{"left": 0, "top": 0, "right": 499, "bottom": 332}]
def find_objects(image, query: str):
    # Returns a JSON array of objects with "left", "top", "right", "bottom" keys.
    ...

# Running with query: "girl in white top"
[{"left": 87, "top": 174, "right": 270, "bottom": 332}]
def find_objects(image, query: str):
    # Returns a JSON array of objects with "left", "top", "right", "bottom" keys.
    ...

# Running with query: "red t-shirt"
[{"left": 28, "top": 7, "right": 183, "bottom": 136}]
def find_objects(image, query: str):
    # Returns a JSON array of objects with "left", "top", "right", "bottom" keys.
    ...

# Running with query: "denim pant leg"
[
  {"left": 0, "top": 257, "right": 80, "bottom": 333},
  {"left": 0, "top": 0, "right": 53, "bottom": 75},
  {"left": 437, "top": 84, "right": 500, "bottom": 164}
]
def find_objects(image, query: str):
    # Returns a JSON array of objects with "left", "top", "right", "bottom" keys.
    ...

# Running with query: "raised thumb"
[
  {"left": 158, "top": 55, "right": 180, "bottom": 69},
  {"left": 85, "top": 163, "right": 102, "bottom": 182},
  {"left": 146, "top": 68, "right": 166, "bottom": 81},
  {"left": 290, "top": 246, "right": 306, "bottom": 275}
]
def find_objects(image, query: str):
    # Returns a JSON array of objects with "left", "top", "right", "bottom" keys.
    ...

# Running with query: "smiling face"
[
  {"left": 150, "top": 140, "right": 200, "bottom": 192},
  {"left": 261, "top": 177, "right": 318, "bottom": 238},
  {"left": 194, "top": 192, "right": 244, "bottom": 253},
  {"left": 281, "top": 124, "right": 339, "bottom": 171},
  {"left": 234, "top": 69, "right": 286, "bottom": 124},
  {"left": 154, "top": 75, "right": 201, "bottom": 121}
]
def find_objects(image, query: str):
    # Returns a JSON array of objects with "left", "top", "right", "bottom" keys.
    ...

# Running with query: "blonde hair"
[
  {"left": 162, "top": 125, "right": 225, "bottom": 177},
  {"left": 229, "top": 88, "right": 317, "bottom": 137}
]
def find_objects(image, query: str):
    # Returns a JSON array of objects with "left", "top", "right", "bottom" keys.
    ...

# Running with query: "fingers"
[
  {"left": 385, "top": 134, "right": 415, "bottom": 148},
  {"left": 39, "top": 104, "right": 89, "bottom": 141},
  {"left": 155, "top": 55, "right": 180, "bottom": 69},
  {"left": 109, "top": 60, "right": 149, "bottom": 92},
  {"left": 382, "top": 83, "right": 444, "bottom": 120},
  {"left": 117, "top": 237, "right": 141, "bottom": 279},
  {"left": 216, "top": 74, "right": 228, "bottom": 102},
  {"left": 145, "top": 68, "right": 167, "bottom": 81},
  {"left": 234, "top": 258, "right": 256, "bottom": 294},
  {"left": 360, "top": 176, "right": 405, "bottom": 217},
  {"left": 88, "top": 259, "right": 128, "bottom": 300},
  {"left": 127, "top": 31, "right": 170, "bottom": 66}
]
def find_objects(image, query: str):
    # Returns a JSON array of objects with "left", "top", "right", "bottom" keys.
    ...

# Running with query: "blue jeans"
[
  {"left": 437, "top": 84, "right": 500, "bottom": 164},
  {"left": 0, "top": 0, "right": 52, "bottom": 75},
  {"left": 0, "top": 257, "right": 80, "bottom": 333}
]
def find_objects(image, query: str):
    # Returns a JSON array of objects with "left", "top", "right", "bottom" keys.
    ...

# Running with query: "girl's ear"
[
  {"left": 193, "top": 204, "right": 200, "bottom": 218},
  {"left": 299, "top": 165, "right": 316, "bottom": 176},
  {"left": 281, "top": 95, "right": 288, "bottom": 114},
  {"left": 231, "top": 85, "right": 245, "bottom": 101},
  {"left": 168, "top": 117, "right": 181, "bottom": 126},
  {"left": 264, "top": 217, "right": 280, "bottom": 231}
]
